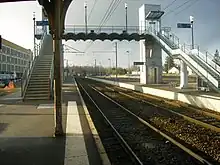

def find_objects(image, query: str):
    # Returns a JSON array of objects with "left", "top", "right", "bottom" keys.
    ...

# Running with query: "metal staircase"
[
  {"left": 146, "top": 27, "right": 220, "bottom": 92},
  {"left": 21, "top": 31, "right": 54, "bottom": 100}
]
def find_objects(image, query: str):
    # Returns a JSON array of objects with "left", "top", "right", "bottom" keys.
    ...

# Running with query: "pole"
[
  {"left": 108, "top": 58, "right": 111, "bottom": 68},
  {"left": 94, "top": 59, "right": 96, "bottom": 75},
  {"left": 190, "top": 16, "right": 194, "bottom": 49},
  {"left": 127, "top": 51, "right": 130, "bottom": 72},
  {"left": 53, "top": 0, "right": 63, "bottom": 136},
  {"left": 125, "top": 3, "right": 128, "bottom": 32},
  {"left": 191, "top": 22, "right": 194, "bottom": 49},
  {"left": 108, "top": 58, "right": 111, "bottom": 75},
  {"left": 33, "top": 12, "right": 36, "bottom": 59},
  {"left": 99, "top": 62, "right": 101, "bottom": 76},
  {"left": 84, "top": 2, "right": 88, "bottom": 34},
  {"left": 115, "top": 42, "right": 118, "bottom": 81}
]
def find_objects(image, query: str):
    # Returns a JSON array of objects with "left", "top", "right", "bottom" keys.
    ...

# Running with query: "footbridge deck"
[{"left": 35, "top": 25, "right": 151, "bottom": 41}]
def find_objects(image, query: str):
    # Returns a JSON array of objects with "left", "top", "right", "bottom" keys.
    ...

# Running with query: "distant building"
[
  {"left": 168, "top": 67, "right": 179, "bottom": 74},
  {"left": 0, "top": 37, "right": 33, "bottom": 79},
  {"left": 131, "top": 71, "right": 140, "bottom": 75},
  {"left": 168, "top": 66, "right": 194, "bottom": 75}
]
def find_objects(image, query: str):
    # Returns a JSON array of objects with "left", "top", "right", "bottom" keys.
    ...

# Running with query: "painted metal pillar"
[
  {"left": 180, "top": 60, "right": 188, "bottom": 88},
  {"left": 53, "top": 0, "right": 63, "bottom": 136},
  {"left": 140, "top": 39, "right": 147, "bottom": 84}
]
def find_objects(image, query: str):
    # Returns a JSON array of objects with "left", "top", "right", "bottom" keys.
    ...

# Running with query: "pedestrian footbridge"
[
  {"left": 36, "top": 25, "right": 152, "bottom": 41},
  {"left": 34, "top": 24, "right": 220, "bottom": 93}
]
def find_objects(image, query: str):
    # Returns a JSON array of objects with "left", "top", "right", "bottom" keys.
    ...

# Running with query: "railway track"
[
  {"left": 76, "top": 78, "right": 216, "bottom": 165},
  {"left": 104, "top": 85, "right": 220, "bottom": 133},
  {"left": 86, "top": 80, "right": 220, "bottom": 163}
]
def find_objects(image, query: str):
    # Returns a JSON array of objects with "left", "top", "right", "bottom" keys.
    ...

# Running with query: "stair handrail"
[
  {"left": 149, "top": 27, "right": 220, "bottom": 77},
  {"left": 161, "top": 28, "right": 220, "bottom": 75},
  {"left": 146, "top": 26, "right": 220, "bottom": 89},
  {"left": 49, "top": 55, "right": 54, "bottom": 99},
  {"left": 21, "top": 29, "right": 47, "bottom": 98},
  {"left": 191, "top": 47, "right": 220, "bottom": 74}
]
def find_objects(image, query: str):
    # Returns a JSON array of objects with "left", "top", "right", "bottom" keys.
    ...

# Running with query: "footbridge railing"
[{"left": 21, "top": 29, "right": 48, "bottom": 99}]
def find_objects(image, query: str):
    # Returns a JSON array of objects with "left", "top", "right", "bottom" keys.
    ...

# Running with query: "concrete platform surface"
[
  {"left": 89, "top": 77, "right": 220, "bottom": 112},
  {"left": 96, "top": 76, "right": 220, "bottom": 98},
  {"left": 0, "top": 77, "right": 109, "bottom": 165}
]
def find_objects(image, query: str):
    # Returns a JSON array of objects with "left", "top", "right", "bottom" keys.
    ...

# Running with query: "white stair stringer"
[{"left": 149, "top": 31, "right": 220, "bottom": 92}]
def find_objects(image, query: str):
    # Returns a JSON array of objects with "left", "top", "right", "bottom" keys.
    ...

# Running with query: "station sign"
[
  {"left": 149, "top": 22, "right": 156, "bottom": 24},
  {"left": 134, "top": 62, "right": 145, "bottom": 65},
  {"left": 36, "top": 20, "right": 49, "bottom": 26},
  {"left": 177, "top": 23, "right": 191, "bottom": 28}
]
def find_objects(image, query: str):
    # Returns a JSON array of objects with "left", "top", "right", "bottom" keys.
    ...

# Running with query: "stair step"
[
  {"left": 25, "top": 93, "right": 49, "bottom": 97},
  {"left": 29, "top": 80, "right": 49, "bottom": 82},
  {"left": 31, "top": 73, "right": 50, "bottom": 76},
  {"left": 30, "top": 78, "right": 50, "bottom": 80},
  {"left": 25, "top": 96, "right": 50, "bottom": 100},
  {"left": 29, "top": 82, "right": 49, "bottom": 85},
  {"left": 27, "top": 87, "right": 49, "bottom": 90},
  {"left": 31, "top": 72, "right": 50, "bottom": 74},
  {"left": 30, "top": 77, "right": 50, "bottom": 79},
  {"left": 27, "top": 86, "right": 49, "bottom": 89},
  {"left": 34, "top": 67, "right": 51, "bottom": 69},
  {"left": 35, "top": 65, "right": 51, "bottom": 67},
  {"left": 29, "top": 78, "right": 49, "bottom": 80},
  {"left": 24, "top": 97, "right": 50, "bottom": 100},
  {"left": 28, "top": 82, "right": 49, "bottom": 85},
  {"left": 30, "top": 76, "right": 49, "bottom": 82},
  {"left": 26, "top": 90, "right": 49, "bottom": 94},
  {"left": 29, "top": 80, "right": 49, "bottom": 83},
  {"left": 32, "top": 70, "right": 51, "bottom": 72},
  {"left": 37, "top": 61, "right": 52, "bottom": 62}
]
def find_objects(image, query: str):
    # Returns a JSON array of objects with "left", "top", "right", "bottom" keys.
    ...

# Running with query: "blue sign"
[
  {"left": 177, "top": 23, "right": 191, "bottom": 28},
  {"left": 36, "top": 20, "right": 49, "bottom": 26}
]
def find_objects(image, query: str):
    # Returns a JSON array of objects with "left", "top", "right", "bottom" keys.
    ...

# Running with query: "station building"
[{"left": 0, "top": 37, "right": 33, "bottom": 79}]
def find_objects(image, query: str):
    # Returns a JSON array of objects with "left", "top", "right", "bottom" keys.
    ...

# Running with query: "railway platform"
[
  {"left": 0, "top": 77, "right": 110, "bottom": 165},
  {"left": 90, "top": 76, "right": 220, "bottom": 113}
]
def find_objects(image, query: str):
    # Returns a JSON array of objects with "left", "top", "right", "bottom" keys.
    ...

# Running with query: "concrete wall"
[
  {"left": 139, "top": 4, "right": 162, "bottom": 85},
  {"left": 89, "top": 77, "right": 220, "bottom": 113}
]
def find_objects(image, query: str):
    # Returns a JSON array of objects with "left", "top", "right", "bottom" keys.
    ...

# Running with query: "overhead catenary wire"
[
  {"left": 84, "top": 0, "right": 117, "bottom": 52},
  {"left": 88, "top": 0, "right": 99, "bottom": 21},
  {"left": 98, "top": 0, "right": 120, "bottom": 29},
  {"left": 163, "top": 0, "right": 195, "bottom": 17},
  {"left": 174, "top": 0, "right": 200, "bottom": 15},
  {"left": 64, "top": 44, "right": 84, "bottom": 53},
  {"left": 163, "top": 0, "right": 179, "bottom": 10},
  {"left": 100, "top": 0, "right": 122, "bottom": 27},
  {"left": 84, "top": 0, "right": 121, "bottom": 52}
]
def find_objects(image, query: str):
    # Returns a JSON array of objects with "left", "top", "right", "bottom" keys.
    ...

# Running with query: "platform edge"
[{"left": 74, "top": 78, "right": 112, "bottom": 165}]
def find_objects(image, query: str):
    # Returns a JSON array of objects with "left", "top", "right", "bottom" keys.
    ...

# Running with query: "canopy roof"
[{"left": 0, "top": 0, "right": 34, "bottom": 2}]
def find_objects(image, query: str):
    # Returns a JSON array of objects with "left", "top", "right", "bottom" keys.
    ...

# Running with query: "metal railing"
[
  {"left": 147, "top": 26, "right": 220, "bottom": 90},
  {"left": 49, "top": 56, "right": 54, "bottom": 99},
  {"left": 149, "top": 27, "right": 220, "bottom": 77},
  {"left": 36, "top": 25, "right": 144, "bottom": 35},
  {"left": 21, "top": 29, "right": 47, "bottom": 98}
]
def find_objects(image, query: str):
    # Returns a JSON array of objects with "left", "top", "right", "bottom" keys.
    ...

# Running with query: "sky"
[{"left": 0, "top": 0, "right": 220, "bottom": 68}]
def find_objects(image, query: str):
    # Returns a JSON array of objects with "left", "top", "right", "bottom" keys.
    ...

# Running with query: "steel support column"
[
  {"left": 53, "top": 0, "right": 63, "bottom": 136},
  {"left": 38, "top": 0, "right": 73, "bottom": 136}
]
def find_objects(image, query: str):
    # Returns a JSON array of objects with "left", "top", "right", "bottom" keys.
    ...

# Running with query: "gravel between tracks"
[
  {"left": 77, "top": 78, "right": 205, "bottom": 165},
  {"left": 90, "top": 81, "right": 220, "bottom": 163}
]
